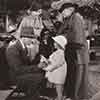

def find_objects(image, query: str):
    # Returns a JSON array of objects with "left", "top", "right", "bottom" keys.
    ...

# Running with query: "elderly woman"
[{"left": 52, "top": 1, "right": 89, "bottom": 100}]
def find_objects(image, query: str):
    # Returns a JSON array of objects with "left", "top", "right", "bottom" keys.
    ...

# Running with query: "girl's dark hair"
[
  {"left": 59, "top": 3, "right": 78, "bottom": 13},
  {"left": 30, "top": 0, "right": 42, "bottom": 11},
  {"left": 41, "top": 0, "right": 52, "bottom": 10}
]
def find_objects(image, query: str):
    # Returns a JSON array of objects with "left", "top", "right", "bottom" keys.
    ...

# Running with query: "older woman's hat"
[
  {"left": 51, "top": 0, "right": 73, "bottom": 10},
  {"left": 59, "top": 3, "right": 78, "bottom": 12}
]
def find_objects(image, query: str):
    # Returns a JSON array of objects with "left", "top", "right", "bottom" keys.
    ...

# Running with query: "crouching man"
[{"left": 6, "top": 34, "right": 44, "bottom": 99}]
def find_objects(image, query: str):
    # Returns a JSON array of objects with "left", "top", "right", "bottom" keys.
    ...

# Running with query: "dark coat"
[
  {"left": 6, "top": 40, "right": 43, "bottom": 95},
  {"left": 0, "top": 43, "right": 10, "bottom": 84}
]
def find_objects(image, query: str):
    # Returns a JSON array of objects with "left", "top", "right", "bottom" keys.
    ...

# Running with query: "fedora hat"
[{"left": 52, "top": 35, "right": 67, "bottom": 49}]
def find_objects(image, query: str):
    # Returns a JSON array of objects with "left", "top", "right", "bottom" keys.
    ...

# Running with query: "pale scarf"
[{"left": 31, "top": 11, "right": 44, "bottom": 37}]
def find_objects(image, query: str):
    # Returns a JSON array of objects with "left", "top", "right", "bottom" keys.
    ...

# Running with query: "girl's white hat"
[{"left": 52, "top": 35, "right": 67, "bottom": 49}]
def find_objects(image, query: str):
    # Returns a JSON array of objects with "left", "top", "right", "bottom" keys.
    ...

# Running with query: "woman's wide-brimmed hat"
[
  {"left": 51, "top": 0, "right": 78, "bottom": 12},
  {"left": 51, "top": 0, "right": 74, "bottom": 10},
  {"left": 59, "top": 2, "right": 78, "bottom": 12},
  {"left": 52, "top": 35, "right": 67, "bottom": 49}
]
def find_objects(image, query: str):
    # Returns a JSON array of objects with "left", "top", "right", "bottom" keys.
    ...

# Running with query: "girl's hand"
[
  {"left": 40, "top": 55, "right": 49, "bottom": 64},
  {"left": 38, "top": 62, "right": 47, "bottom": 69}
]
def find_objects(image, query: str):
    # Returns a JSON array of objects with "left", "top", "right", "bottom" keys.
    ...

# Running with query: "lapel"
[{"left": 16, "top": 40, "right": 28, "bottom": 57}]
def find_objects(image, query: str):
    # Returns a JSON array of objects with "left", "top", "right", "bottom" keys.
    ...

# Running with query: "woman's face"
[
  {"left": 56, "top": 13, "right": 63, "bottom": 22},
  {"left": 62, "top": 7, "right": 74, "bottom": 18}
]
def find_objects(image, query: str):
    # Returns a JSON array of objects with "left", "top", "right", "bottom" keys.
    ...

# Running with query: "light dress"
[{"left": 44, "top": 49, "right": 67, "bottom": 84}]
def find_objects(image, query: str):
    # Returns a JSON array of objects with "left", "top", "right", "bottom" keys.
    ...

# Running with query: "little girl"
[{"left": 40, "top": 35, "right": 67, "bottom": 100}]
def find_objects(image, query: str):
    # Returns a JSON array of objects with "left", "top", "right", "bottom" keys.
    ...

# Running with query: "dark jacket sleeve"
[
  {"left": 57, "top": 23, "right": 64, "bottom": 35},
  {"left": 6, "top": 41, "right": 40, "bottom": 77},
  {"left": 72, "top": 13, "right": 85, "bottom": 46}
]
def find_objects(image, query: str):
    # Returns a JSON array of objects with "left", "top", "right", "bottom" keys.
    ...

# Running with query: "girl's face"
[{"left": 62, "top": 7, "right": 74, "bottom": 18}]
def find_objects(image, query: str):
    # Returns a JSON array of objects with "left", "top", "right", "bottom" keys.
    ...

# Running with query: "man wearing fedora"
[{"left": 54, "top": 1, "right": 89, "bottom": 100}]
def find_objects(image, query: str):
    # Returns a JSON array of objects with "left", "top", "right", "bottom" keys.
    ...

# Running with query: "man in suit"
[{"left": 6, "top": 31, "right": 44, "bottom": 98}]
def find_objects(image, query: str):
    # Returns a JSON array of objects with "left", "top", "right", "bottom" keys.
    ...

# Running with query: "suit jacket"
[{"left": 6, "top": 40, "right": 42, "bottom": 81}]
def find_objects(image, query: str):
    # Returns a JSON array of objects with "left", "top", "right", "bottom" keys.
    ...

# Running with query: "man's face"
[
  {"left": 21, "top": 37, "right": 39, "bottom": 61},
  {"left": 21, "top": 38, "right": 39, "bottom": 46},
  {"left": 62, "top": 7, "right": 74, "bottom": 18}
]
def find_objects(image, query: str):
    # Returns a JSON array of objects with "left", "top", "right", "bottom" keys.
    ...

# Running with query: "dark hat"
[{"left": 59, "top": 3, "right": 78, "bottom": 12}]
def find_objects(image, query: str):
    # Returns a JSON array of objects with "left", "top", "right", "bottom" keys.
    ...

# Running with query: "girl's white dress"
[{"left": 44, "top": 49, "right": 67, "bottom": 84}]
